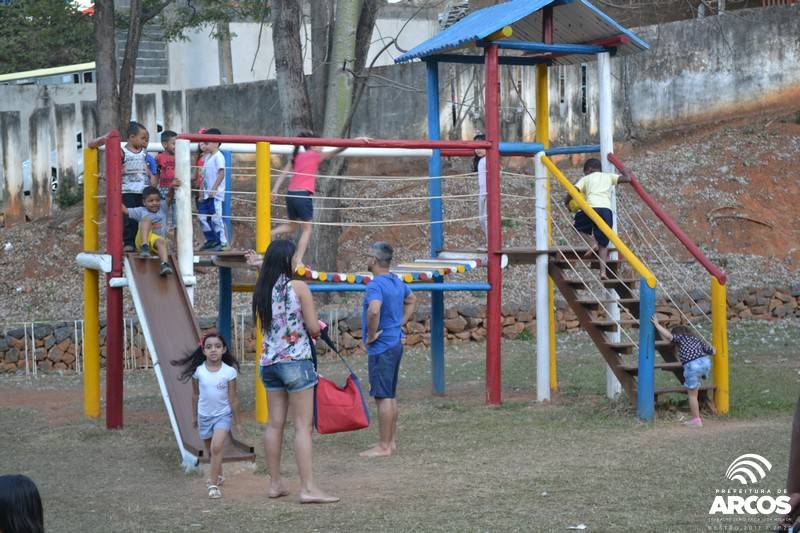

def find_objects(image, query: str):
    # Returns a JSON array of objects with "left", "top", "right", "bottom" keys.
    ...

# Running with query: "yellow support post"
[
  {"left": 82, "top": 148, "right": 100, "bottom": 418},
  {"left": 536, "top": 63, "right": 558, "bottom": 393},
  {"left": 711, "top": 278, "right": 729, "bottom": 414},
  {"left": 254, "top": 142, "right": 271, "bottom": 424}
]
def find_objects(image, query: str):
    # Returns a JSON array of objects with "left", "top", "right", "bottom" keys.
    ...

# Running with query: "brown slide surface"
[{"left": 126, "top": 255, "right": 255, "bottom": 463}]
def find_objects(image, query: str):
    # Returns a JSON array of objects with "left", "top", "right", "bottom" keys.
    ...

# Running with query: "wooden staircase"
[{"left": 548, "top": 247, "right": 715, "bottom": 406}]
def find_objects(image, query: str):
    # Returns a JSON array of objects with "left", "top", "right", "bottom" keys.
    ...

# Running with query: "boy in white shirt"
[
  {"left": 565, "top": 158, "right": 631, "bottom": 279},
  {"left": 198, "top": 128, "right": 228, "bottom": 251}
]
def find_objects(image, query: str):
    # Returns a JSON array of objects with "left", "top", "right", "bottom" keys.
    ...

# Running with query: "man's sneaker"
[
  {"left": 138, "top": 244, "right": 151, "bottom": 258},
  {"left": 159, "top": 262, "right": 173, "bottom": 276},
  {"left": 123, "top": 245, "right": 135, "bottom": 253},
  {"left": 200, "top": 240, "right": 218, "bottom": 251},
  {"left": 206, "top": 243, "right": 223, "bottom": 252}
]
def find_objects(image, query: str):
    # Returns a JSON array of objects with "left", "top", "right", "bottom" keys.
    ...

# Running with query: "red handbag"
[{"left": 312, "top": 327, "right": 371, "bottom": 435}]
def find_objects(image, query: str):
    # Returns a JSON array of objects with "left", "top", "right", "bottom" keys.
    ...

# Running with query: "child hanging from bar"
[
  {"left": 651, "top": 316, "right": 714, "bottom": 427},
  {"left": 270, "top": 130, "right": 351, "bottom": 269},
  {"left": 564, "top": 157, "right": 631, "bottom": 279}
]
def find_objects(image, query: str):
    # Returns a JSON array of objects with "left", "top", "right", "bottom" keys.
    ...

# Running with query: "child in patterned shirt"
[{"left": 652, "top": 316, "right": 715, "bottom": 427}]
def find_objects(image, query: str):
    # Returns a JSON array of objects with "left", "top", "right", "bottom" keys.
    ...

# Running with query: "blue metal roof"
[{"left": 395, "top": 0, "right": 649, "bottom": 65}]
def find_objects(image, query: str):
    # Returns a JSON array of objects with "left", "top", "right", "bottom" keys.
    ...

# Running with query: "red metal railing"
[
  {"left": 179, "top": 133, "right": 490, "bottom": 151},
  {"left": 607, "top": 153, "right": 726, "bottom": 285}
]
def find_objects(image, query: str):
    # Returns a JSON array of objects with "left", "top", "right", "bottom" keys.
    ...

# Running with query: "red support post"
[
  {"left": 484, "top": 44, "right": 502, "bottom": 405},
  {"left": 105, "top": 131, "right": 124, "bottom": 429}
]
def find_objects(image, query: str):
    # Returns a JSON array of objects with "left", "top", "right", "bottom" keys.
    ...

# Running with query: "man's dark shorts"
[
  {"left": 286, "top": 190, "right": 313, "bottom": 221},
  {"left": 368, "top": 342, "right": 403, "bottom": 399},
  {"left": 574, "top": 207, "right": 613, "bottom": 248}
]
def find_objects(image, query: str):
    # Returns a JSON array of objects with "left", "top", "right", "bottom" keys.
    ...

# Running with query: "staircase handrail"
[
  {"left": 541, "top": 155, "right": 657, "bottom": 289},
  {"left": 607, "top": 154, "right": 727, "bottom": 285}
]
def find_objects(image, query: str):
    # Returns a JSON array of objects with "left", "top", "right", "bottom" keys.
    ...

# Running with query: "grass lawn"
[{"left": 2, "top": 319, "right": 798, "bottom": 532}]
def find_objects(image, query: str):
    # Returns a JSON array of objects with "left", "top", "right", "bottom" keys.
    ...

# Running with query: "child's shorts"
[
  {"left": 260, "top": 359, "right": 318, "bottom": 393},
  {"left": 197, "top": 412, "right": 232, "bottom": 439},
  {"left": 286, "top": 190, "right": 313, "bottom": 221},
  {"left": 134, "top": 230, "right": 164, "bottom": 253},
  {"left": 683, "top": 356, "right": 711, "bottom": 390},
  {"left": 574, "top": 208, "right": 613, "bottom": 248}
]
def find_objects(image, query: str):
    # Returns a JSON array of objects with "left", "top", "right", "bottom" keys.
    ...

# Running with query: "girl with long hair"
[
  {"left": 172, "top": 333, "right": 243, "bottom": 499},
  {"left": 252, "top": 239, "right": 338, "bottom": 504}
]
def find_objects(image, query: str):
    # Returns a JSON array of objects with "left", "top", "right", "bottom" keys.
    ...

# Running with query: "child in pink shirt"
[{"left": 271, "top": 130, "right": 347, "bottom": 268}]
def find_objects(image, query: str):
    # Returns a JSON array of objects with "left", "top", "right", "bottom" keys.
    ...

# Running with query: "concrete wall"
[
  {"left": 167, "top": 10, "right": 438, "bottom": 90},
  {"left": 550, "top": 5, "right": 800, "bottom": 142}
]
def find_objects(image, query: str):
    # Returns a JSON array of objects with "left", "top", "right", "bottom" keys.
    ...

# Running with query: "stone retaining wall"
[{"left": 1, "top": 285, "right": 798, "bottom": 373}]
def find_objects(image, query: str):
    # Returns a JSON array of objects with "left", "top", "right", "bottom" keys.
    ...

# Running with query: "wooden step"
[
  {"left": 619, "top": 362, "right": 683, "bottom": 375},
  {"left": 576, "top": 297, "right": 639, "bottom": 308},
  {"left": 606, "top": 340, "right": 672, "bottom": 354},
  {"left": 565, "top": 278, "right": 638, "bottom": 290},
  {"left": 654, "top": 384, "right": 715, "bottom": 397},
  {"left": 589, "top": 318, "right": 639, "bottom": 331}
]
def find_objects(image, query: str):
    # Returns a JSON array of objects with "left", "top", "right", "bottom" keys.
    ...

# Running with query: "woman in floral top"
[{"left": 251, "top": 240, "right": 338, "bottom": 504}]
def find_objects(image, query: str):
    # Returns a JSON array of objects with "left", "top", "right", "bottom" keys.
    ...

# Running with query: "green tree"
[{"left": 0, "top": 0, "right": 95, "bottom": 75}]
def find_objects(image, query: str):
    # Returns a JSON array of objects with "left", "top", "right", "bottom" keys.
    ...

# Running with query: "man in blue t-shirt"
[{"left": 359, "top": 242, "right": 416, "bottom": 458}]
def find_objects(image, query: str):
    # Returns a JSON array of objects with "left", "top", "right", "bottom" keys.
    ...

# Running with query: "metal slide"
[{"left": 124, "top": 255, "right": 255, "bottom": 467}]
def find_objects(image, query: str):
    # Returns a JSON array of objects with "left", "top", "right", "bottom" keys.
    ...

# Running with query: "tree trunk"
[
  {"left": 94, "top": 0, "right": 119, "bottom": 134},
  {"left": 271, "top": 0, "right": 313, "bottom": 135},
  {"left": 308, "top": 0, "right": 364, "bottom": 274},
  {"left": 118, "top": 0, "right": 145, "bottom": 132},
  {"left": 217, "top": 21, "right": 234, "bottom": 85},
  {"left": 353, "top": 0, "right": 380, "bottom": 78},
  {"left": 309, "top": 0, "right": 334, "bottom": 131}
]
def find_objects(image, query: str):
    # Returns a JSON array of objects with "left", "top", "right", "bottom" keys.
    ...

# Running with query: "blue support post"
[
  {"left": 426, "top": 60, "right": 445, "bottom": 396},
  {"left": 637, "top": 279, "right": 656, "bottom": 421},
  {"left": 218, "top": 150, "right": 233, "bottom": 344}
]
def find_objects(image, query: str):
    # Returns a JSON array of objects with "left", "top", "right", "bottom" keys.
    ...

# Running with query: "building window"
[
  {"left": 83, "top": 71, "right": 93, "bottom": 83},
  {"left": 580, "top": 64, "right": 587, "bottom": 114}
]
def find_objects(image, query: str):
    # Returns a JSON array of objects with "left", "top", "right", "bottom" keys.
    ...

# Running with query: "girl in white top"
[
  {"left": 173, "top": 333, "right": 243, "bottom": 499},
  {"left": 472, "top": 133, "right": 488, "bottom": 246}
]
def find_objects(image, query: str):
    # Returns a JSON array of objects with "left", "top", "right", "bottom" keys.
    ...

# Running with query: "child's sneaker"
[
  {"left": 207, "top": 484, "right": 222, "bottom": 499},
  {"left": 200, "top": 240, "right": 218, "bottom": 251},
  {"left": 123, "top": 245, "right": 135, "bottom": 253},
  {"left": 159, "top": 262, "right": 173, "bottom": 276},
  {"left": 138, "top": 244, "right": 151, "bottom": 258},
  {"left": 683, "top": 417, "right": 703, "bottom": 428}
]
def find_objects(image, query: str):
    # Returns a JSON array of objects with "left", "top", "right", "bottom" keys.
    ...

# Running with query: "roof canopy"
[{"left": 395, "top": 0, "right": 649, "bottom": 65}]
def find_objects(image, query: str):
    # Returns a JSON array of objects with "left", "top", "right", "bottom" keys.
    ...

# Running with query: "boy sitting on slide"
[{"left": 121, "top": 185, "right": 174, "bottom": 276}]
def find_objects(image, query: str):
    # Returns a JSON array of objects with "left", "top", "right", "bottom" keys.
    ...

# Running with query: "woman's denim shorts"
[{"left": 260, "top": 359, "right": 318, "bottom": 393}]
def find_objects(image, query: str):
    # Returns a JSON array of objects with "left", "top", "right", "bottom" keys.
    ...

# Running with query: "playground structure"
[{"left": 76, "top": 0, "right": 730, "bottom": 464}]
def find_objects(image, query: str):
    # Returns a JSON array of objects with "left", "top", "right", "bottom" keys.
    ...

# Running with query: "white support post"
[
  {"left": 598, "top": 51, "right": 622, "bottom": 399},
  {"left": 534, "top": 152, "right": 550, "bottom": 402},
  {"left": 175, "top": 139, "right": 194, "bottom": 304}
]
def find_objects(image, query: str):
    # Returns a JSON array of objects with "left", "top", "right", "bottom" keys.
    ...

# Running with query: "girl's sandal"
[{"left": 207, "top": 485, "right": 222, "bottom": 499}]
